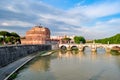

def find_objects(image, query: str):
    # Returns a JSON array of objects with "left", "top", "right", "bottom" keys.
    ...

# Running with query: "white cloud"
[
  {"left": 68, "top": 2, "right": 120, "bottom": 18},
  {"left": 80, "top": 18, "right": 120, "bottom": 39},
  {"left": 0, "top": 20, "right": 33, "bottom": 27},
  {"left": 0, "top": 0, "right": 120, "bottom": 39}
]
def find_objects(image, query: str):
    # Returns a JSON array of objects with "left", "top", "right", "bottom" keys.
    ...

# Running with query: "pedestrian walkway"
[{"left": 0, "top": 53, "right": 38, "bottom": 80}]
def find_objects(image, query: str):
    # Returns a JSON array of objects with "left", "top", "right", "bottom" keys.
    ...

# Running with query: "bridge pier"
[
  {"left": 67, "top": 45, "right": 71, "bottom": 51},
  {"left": 79, "top": 48, "right": 83, "bottom": 51},
  {"left": 91, "top": 44, "right": 97, "bottom": 52},
  {"left": 78, "top": 45, "right": 83, "bottom": 51},
  {"left": 78, "top": 46, "right": 83, "bottom": 51},
  {"left": 91, "top": 48, "right": 97, "bottom": 52},
  {"left": 105, "top": 48, "right": 111, "bottom": 53}
]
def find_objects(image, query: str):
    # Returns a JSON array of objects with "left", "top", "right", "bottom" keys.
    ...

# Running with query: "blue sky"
[{"left": 0, "top": 0, "right": 120, "bottom": 39}]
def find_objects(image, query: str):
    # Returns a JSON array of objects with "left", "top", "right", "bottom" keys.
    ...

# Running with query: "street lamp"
[{"left": 107, "top": 41, "right": 109, "bottom": 45}]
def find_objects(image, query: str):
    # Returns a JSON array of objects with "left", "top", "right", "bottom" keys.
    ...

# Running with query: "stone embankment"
[{"left": 0, "top": 44, "right": 51, "bottom": 67}]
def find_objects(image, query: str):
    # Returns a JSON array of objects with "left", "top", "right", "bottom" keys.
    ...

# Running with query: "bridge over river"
[{"left": 59, "top": 43, "right": 120, "bottom": 52}]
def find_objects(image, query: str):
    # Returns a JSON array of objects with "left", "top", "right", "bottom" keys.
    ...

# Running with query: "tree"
[
  {"left": 10, "top": 32, "right": 20, "bottom": 37},
  {"left": 0, "top": 31, "right": 21, "bottom": 45},
  {"left": 5, "top": 37, "right": 12, "bottom": 43},
  {"left": 95, "top": 33, "right": 120, "bottom": 44},
  {"left": 62, "top": 37, "right": 71, "bottom": 43},
  {"left": 0, "top": 37, "right": 3, "bottom": 44},
  {"left": 74, "top": 36, "right": 86, "bottom": 44},
  {"left": 0, "top": 31, "right": 11, "bottom": 44},
  {"left": 10, "top": 32, "right": 21, "bottom": 44}
]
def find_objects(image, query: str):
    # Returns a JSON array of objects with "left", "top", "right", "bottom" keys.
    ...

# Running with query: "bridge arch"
[
  {"left": 96, "top": 46, "right": 106, "bottom": 54},
  {"left": 111, "top": 46, "right": 120, "bottom": 48},
  {"left": 111, "top": 46, "right": 120, "bottom": 51},
  {"left": 96, "top": 46, "right": 106, "bottom": 50},
  {"left": 82, "top": 46, "right": 92, "bottom": 53},
  {"left": 60, "top": 45, "right": 67, "bottom": 50},
  {"left": 82, "top": 46, "right": 91, "bottom": 51},
  {"left": 71, "top": 46, "right": 78, "bottom": 50}
]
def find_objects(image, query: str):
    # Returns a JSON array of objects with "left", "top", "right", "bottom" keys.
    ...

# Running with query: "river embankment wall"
[{"left": 0, "top": 44, "right": 51, "bottom": 67}]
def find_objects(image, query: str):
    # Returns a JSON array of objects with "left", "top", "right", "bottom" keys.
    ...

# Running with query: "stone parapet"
[{"left": 0, "top": 44, "right": 51, "bottom": 67}]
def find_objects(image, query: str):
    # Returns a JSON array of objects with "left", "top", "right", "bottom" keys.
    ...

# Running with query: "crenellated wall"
[{"left": 0, "top": 45, "right": 51, "bottom": 67}]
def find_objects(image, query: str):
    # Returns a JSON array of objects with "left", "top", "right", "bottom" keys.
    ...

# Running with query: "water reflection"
[
  {"left": 115, "top": 57, "right": 120, "bottom": 71},
  {"left": 29, "top": 48, "right": 112, "bottom": 73},
  {"left": 96, "top": 47, "right": 106, "bottom": 54},
  {"left": 91, "top": 52, "right": 97, "bottom": 61},
  {"left": 58, "top": 48, "right": 111, "bottom": 60},
  {"left": 84, "top": 47, "right": 91, "bottom": 54},
  {"left": 15, "top": 48, "right": 120, "bottom": 80},
  {"left": 30, "top": 56, "right": 51, "bottom": 72}
]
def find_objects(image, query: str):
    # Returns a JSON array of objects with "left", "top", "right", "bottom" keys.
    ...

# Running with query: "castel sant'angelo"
[{"left": 21, "top": 26, "right": 50, "bottom": 44}]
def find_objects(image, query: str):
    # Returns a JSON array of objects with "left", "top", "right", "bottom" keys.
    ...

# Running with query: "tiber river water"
[{"left": 14, "top": 47, "right": 120, "bottom": 80}]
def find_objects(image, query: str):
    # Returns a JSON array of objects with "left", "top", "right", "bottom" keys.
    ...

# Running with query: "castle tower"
[{"left": 21, "top": 26, "right": 50, "bottom": 44}]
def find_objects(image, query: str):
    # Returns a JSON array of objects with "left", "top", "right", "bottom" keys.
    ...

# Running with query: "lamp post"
[{"left": 107, "top": 41, "right": 109, "bottom": 45}]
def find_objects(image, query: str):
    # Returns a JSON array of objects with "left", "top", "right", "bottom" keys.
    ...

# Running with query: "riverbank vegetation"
[
  {"left": 74, "top": 36, "right": 86, "bottom": 44},
  {"left": 95, "top": 34, "right": 120, "bottom": 44},
  {"left": 0, "top": 31, "right": 21, "bottom": 45}
]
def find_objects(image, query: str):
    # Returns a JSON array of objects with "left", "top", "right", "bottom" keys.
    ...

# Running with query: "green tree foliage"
[
  {"left": 0, "top": 37, "right": 3, "bottom": 41},
  {"left": 62, "top": 37, "right": 71, "bottom": 43},
  {"left": 0, "top": 37, "right": 3, "bottom": 44},
  {"left": 0, "top": 31, "right": 11, "bottom": 41},
  {"left": 0, "top": 31, "right": 21, "bottom": 45},
  {"left": 10, "top": 32, "right": 20, "bottom": 37},
  {"left": 5, "top": 37, "right": 12, "bottom": 43},
  {"left": 10, "top": 32, "right": 21, "bottom": 44},
  {"left": 95, "top": 34, "right": 120, "bottom": 44},
  {"left": 74, "top": 36, "right": 86, "bottom": 44}
]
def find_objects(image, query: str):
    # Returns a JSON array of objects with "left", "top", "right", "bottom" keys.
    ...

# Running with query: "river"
[{"left": 14, "top": 47, "right": 120, "bottom": 80}]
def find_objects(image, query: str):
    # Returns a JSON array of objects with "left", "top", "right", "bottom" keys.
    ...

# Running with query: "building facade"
[{"left": 21, "top": 26, "right": 50, "bottom": 44}]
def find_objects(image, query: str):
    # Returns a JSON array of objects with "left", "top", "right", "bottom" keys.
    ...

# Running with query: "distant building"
[
  {"left": 21, "top": 26, "right": 50, "bottom": 44},
  {"left": 50, "top": 35, "right": 65, "bottom": 44},
  {"left": 50, "top": 35, "right": 75, "bottom": 44}
]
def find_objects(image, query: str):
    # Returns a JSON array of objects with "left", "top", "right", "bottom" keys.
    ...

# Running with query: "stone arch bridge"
[{"left": 59, "top": 43, "right": 120, "bottom": 52}]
